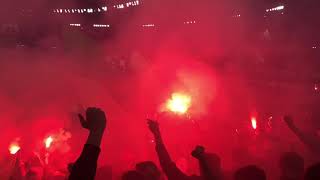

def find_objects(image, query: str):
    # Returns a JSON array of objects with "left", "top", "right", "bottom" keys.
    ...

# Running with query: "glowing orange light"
[
  {"left": 251, "top": 117, "right": 257, "bottom": 130},
  {"left": 45, "top": 136, "right": 53, "bottom": 149},
  {"left": 166, "top": 93, "right": 191, "bottom": 114},
  {"left": 9, "top": 143, "right": 20, "bottom": 155}
]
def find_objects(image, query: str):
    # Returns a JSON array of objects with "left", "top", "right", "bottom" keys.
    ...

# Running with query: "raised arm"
[
  {"left": 192, "top": 146, "right": 212, "bottom": 180},
  {"left": 69, "top": 107, "right": 107, "bottom": 180},
  {"left": 147, "top": 119, "right": 187, "bottom": 180},
  {"left": 192, "top": 146, "right": 222, "bottom": 180},
  {"left": 284, "top": 116, "right": 320, "bottom": 153}
]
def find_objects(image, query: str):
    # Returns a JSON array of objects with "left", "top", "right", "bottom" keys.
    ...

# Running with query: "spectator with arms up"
[
  {"left": 148, "top": 119, "right": 206, "bottom": 180},
  {"left": 69, "top": 107, "right": 107, "bottom": 180},
  {"left": 192, "top": 146, "right": 222, "bottom": 180}
]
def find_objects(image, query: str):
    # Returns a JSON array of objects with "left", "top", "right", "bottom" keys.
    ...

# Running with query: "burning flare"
[
  {"left": 166, "top": 93, "right": 191, "bottom": 114},
  {"left": 45, "top": 136, "right": 54, "bottom": 149},
  {"left": 251, "top": 117, "right": 257, "bottom": 130},
  {"left": 9, "top": 143, "right": 20, "bottom": 155}
]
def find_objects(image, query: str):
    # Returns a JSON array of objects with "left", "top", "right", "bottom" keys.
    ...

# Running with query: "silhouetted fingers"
[{"left": 78, "top": 114, "right": 89, "bottom": 129}]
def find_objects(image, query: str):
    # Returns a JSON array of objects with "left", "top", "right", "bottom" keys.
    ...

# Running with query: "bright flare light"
[
  {"left": 166, "top": 93, "right": 191, "bottom": 114},
  {"left": 9, "top": 143, "right": 20, "bottom": 155},
  {"left": 45, "top": 136, "right": 53, "bottom": 149},
  {"left": 251, "top": 117, "right": 257, "bottom": 130}
]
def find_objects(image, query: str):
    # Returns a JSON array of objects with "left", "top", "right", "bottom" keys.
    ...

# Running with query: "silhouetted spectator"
[
  {"left": 136, "top": 161, "right": 161, "bottom": 180},
  {"left": 279, "top": 152, "right": 304, "bottom": 180},
  {"left": 69, "top": 107, "right": 107, "bottom": 180},
  {"left": 304, "top": 163, "right": 320, "bottom": 180},
  {"left": 234, "top": 165, "right": 266, "bottom": 180},
  {"left": 122, "top": 170, "right": 146, "bottom": 180},
  {"left": 147, "top": 119, "right": 200, "bottom": 180},
  {"left": 192, "top": 146, "right": 222, "bottom": 180}
]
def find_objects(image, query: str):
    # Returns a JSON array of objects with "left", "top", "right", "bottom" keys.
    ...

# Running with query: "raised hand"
[
  {"left": 191, "top": 145, "right": 205, "bottom": 159},
  {"left": 78, "top": 107, "right": 107, "bottom": 134},
  {"left": 147, "top": 119, "right": 160, "bottom": 136}
]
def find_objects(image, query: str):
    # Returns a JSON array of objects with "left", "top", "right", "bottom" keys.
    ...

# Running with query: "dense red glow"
[
  {"left": 166, "top": 93, "right": 191, "bottom": 114},
  {"left": 9, "top": 143, "right": 20, "bottom": 155},
  {"left": 45, "top": 136, "right": 54, "bottom": 149},
  {"left": 251, "top": 117, "right": 257, "bottom": 130},
  {"left": 1, "top": 0, "right": 316, "bottom": 174}
]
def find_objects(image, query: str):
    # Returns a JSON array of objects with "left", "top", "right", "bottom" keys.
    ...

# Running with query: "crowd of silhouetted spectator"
[{"left": 8, "top": 107, "right": 320, "bottom": 180}]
